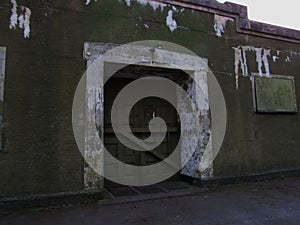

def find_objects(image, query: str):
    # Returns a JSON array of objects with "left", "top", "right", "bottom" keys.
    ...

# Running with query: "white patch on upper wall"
[
  {"left": 233, "top": 46, "right": 300, "bottom": 88},
  {"left": 125, "top": 0, "right": 131, "bottom": 6},
  {"left": 9, "top": 1, "right": 32, "bottom": 39},
  {"left": 213, "top": 15, "right": 233, "bottom": 37},
  {"left": 19, "top": 7, "right": 31, "bottom": 38},
  {"left": 9, "top": 0, "right": 18, "bottom": 29},
  {"left": 233, "top": 46, "right": 272, "bottom": 89},
  {"left": 272, "top": 55, "right": 279, "bottom": 62},
  {"left": 85, "top": 0, "right": 98, "bottom": 5},
  {"left": 171, "top": 6, "right": 184, "bottom": 13},
  {"left": 117, "top": 0, "right": 181, "bottom": 32},
  {"left": 166, "top": 10, "right": 177, "bottom": 32}
]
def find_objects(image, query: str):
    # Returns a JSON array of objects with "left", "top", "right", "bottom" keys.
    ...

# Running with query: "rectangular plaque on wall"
[{"left": 252, "top": 75, "right": 297, "bottom": 113}]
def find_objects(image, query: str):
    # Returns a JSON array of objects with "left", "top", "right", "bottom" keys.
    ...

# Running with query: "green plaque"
[{"left": 254, "top": 76, "right": 297, "bottom": 113}]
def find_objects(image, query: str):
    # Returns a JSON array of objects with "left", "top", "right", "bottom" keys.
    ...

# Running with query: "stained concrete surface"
[{"left": 1, "top": 177, "right": 299, "bottom": 225}]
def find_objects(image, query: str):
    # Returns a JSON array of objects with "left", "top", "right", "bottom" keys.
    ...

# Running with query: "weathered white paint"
[
  {"left": 0, "top": 47, "right": 6, "bottom": 103},
  {"left": 233, "top": 46, "right": 272, "bottom": 88},
  {"left": 18, "top": 14, "right": 24, "bottom": 29},
  {"left": 21, "top": 7, "right": 31, "bottom": 38},
  {"left": 255, "top": 48, "right": 263, "bottom": 75},
  {"left": 125, "top": 0, "right": 131, "bottom": 6},
  {"left": 0, "top": 47, "right": 6, "bottom": 150},
  {"left": 213, "top": 15, "right": 233, "bottom": 37},
  {"left": 84, "top": 58, "right": 104, "bottom": 190},
  {"left": 85, "top": 0, "right": 98, "bottom": 5},
  {"left": 116, "top": 0, "right": 182, "bottom": 32},
  {"left": 9, "top": 1, "right": 32, "bottom": 38},
  {"left": 171, "top": 5, "right": 184, "bottom": 13},
  {"left": 178, "top": 81, "right": 203, "bottom": 178},
  {"left": 166, "top": 10, "right": 177, "bottom": 32},
  {"left": 262, "top": 49, "right": 271, "bottom": 77},
  {"left": 272, "top": 55, "right": 279, "bottom": 62},
  {"left": 9, "top": 0, "right": 18, "bottom": 29},
  {"left": 233, "top": 47, "right": 247, "bottom": 75}
]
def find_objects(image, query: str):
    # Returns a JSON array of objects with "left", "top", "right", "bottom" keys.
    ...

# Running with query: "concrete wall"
[{"left": 0, "top": 0, "right": 300, "bottom": 197}]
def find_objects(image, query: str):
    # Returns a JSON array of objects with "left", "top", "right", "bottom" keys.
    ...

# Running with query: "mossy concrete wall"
[{"left": 0, "top": 0, "right": 299, "bottom": 197}]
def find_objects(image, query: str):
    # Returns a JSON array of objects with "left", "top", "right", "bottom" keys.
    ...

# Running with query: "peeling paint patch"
[
  {"left": 233, "top": 46, "right": 272, "bottom": 89},
  {"left": 0, "top": 47, "right": 6, "bottom": 151},
  {"left": 85, "top": 0, "right": 98, "bottom": 5},
  {"left": 179, "top": 75, "right": 213, "bottom": 179},
  {"left": 20, "top": 7, "right": 31, "bottom": 38},
  {"left": 125, "top": 0, "right": 131, "bottom": 6},
  {"left": 9, "top": 1, "right": 32, "bottom": 38},
  {"left": 272, "top": 55, "right": 279, "bottom": 62},
  {"left": 233, "top": 47, "right": 248, "bottom": 76},
  {"left": 213, "top": 15, "right": 233, "bottom": 37},
  {"left": 262, "top": 49, "right": 271, "bottom": 76},
  {"left": 171, "top": 5, "right": 184, "bottom": 13},
  {"left": 119, "top": 0, "right": 180, "bottom": 31},
  {"left": 9, "top": 0, "right": 18, "bottom": 29},
  {"left": 166, "top": 10, "right": 177, "bottom": 32}
]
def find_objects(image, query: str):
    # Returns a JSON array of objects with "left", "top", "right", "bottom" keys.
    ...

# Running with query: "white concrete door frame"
[{"left": 82, "top": 41, "right": 213, "bottom": 190}]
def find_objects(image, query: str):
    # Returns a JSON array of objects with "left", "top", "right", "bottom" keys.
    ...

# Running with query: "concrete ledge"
[
  {"left": 188, "top": 168, "right": 300, "bottom": 187},
  {"left": 0, "top": 190, "right": 103, "bottom": 214},
  {"left": 173, "top": 0, "right": 248, "bottom": 18},
  {"left": 240, "top": 19, "right": 300, "bottom": 41}
]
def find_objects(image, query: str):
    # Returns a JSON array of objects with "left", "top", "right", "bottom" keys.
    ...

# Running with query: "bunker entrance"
[{"left": 103, "top": 64, "right": 189, "bottom": 191}]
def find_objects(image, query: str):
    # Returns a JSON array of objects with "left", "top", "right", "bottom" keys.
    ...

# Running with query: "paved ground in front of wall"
[{"left": 1, "top": 177, "right": 300, "bottom": 225}]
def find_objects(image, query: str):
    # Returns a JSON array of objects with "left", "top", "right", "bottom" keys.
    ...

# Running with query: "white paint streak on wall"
[
  {"left": 171, "top": 6, "right": 184, "bottom": 13},
  {"left": 85, "top": 0, "right": 98, "bottom": 5},
  {"left": 255, "top": 48, "right": 263, "bottom": 75},
  {"left": 9, "top": 1, "right": 32, "bottom": 38},
  {"left": 241, "top": 46, "right": 249, "bottom": 75},
  {"left": 166, "top": 10, "right": 177, "bottom": 32},
  {"left": 233, "top": 47, "right": 247, "bottom": 76},
  {"left": 9, "top": 0, "right": 18, "bottom": 29},
  {"left": 235, "top": 74, "right": 239, "bottom": 90},
  {"left": 233, "top": 46, "right": 248, "bottom": 89},
  {"left": 233, "top": 46, "right": 272, "bottom": 88},
  {"left": 272, "top": 55, "right": 279, "bottom": 62},
  {"left": 18, "top": 14, "right": 24, "bottom": 29},
  {"left": 262, "top": 49, "right": 271, "bottom": 77},
  {"left": 233, "top": 48, "right": 240, "bottom": 89},
  {"left": 18, "top": 7, "right": 32, "bottom": 38},
  {"left": 213, "top": 15, "right": 233, "bottom": 37},
  {"left": 125, "top": 0, "right": 131, "bottom": 6}
]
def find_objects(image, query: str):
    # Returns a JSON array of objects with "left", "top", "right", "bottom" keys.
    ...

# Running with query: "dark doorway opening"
[{"left": 103, "top": 65, "right": 189, "bottom": 196}]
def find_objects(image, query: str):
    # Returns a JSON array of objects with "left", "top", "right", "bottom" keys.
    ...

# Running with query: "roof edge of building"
[{"left": 160, "top": 0, "right": 300, "bottom": 42}]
